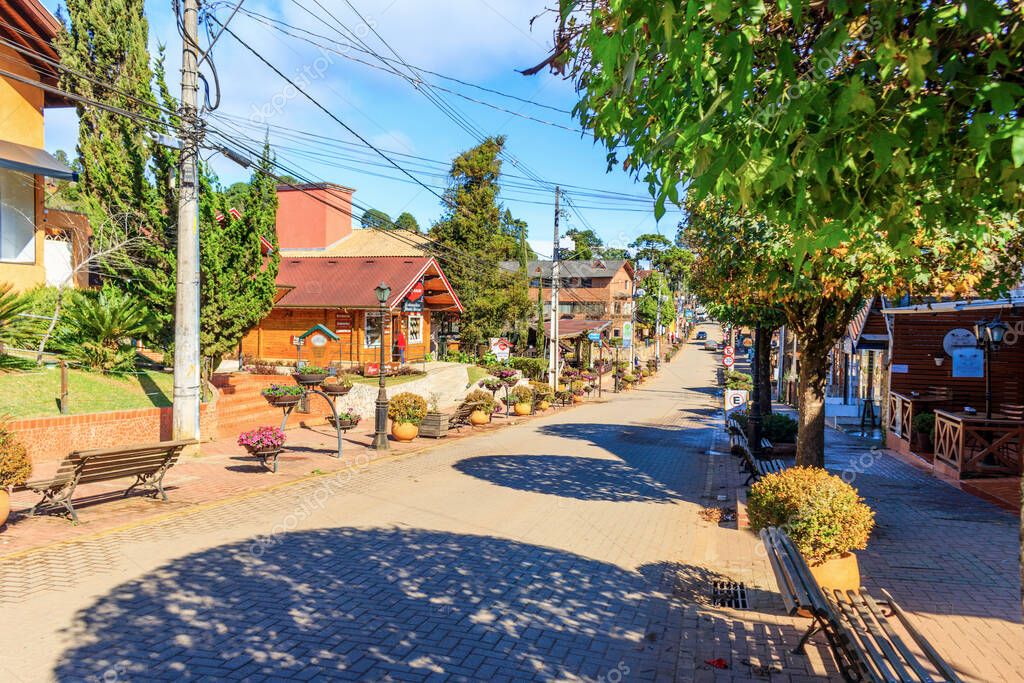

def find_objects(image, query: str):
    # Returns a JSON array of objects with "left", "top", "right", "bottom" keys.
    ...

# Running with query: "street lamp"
[
  {"left": 373, "top": 281, "right": 391, "bottom": 450},
  {"left": 974, "top": 319, "right": 1009, "bottom": 419}
]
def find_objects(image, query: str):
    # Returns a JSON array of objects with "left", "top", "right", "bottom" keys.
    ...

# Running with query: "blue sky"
[{"left": 44, "top": 0, "right": 682, "bottom": 255}]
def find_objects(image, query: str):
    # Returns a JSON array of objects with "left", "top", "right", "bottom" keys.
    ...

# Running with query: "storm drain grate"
[{"left": 711, "top": 580, "right": 749, "bottom": 609}]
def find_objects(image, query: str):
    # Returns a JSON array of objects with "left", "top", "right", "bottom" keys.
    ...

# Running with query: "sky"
[{"left": 43, "top": 0, "right": 684, "bottom": 256}]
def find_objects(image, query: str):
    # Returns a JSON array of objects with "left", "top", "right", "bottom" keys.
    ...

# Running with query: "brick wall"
[{"left": 10, "top": 403, "right": 217, "bottom": 465}]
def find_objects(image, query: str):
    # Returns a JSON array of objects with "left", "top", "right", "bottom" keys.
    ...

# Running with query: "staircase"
[{"left": 211, "top": 373, "right": 295, "bottom": 438}]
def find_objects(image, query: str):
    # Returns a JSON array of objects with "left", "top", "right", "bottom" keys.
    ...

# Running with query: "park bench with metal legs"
[
  {"left": 736, "top": 441, "right": 786, "bottom": 485},
  {"left": 760, "top": 526, "right": 962, "bottom": 683},
  {"left": 17, "top": 440, "right": 195, "bottom": 523}
]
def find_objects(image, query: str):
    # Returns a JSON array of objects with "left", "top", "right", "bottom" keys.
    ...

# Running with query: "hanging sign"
[
  {"left": 952, "top": 347, "right": 984, "bottom": 378},
  {"left": 490, "top": 337, "right": 511, "bottom": 361},
  {"left": 943, "top": 328, "right": 976, "bottom": 357},
  {"left": 334, "top": 312, "right": 353, "bottom": 334},
  {"left": 406, "top": 281, "right": 425, "bottom": 301},
  {"left": 403, "top": 280, "right": 425, "bottom": 312}
]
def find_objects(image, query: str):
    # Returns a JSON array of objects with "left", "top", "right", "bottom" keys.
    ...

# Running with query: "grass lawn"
[
  {"left": 466, "top": 365, "right": 489, "bottom": 386},
  {"left": 0, "top": 366, "right": 174, "bottom": 419},
  {"left": 350, "top": 372, "right": 427, "bottom": 388}
]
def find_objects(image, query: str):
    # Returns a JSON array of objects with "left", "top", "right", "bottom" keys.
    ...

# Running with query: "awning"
[
  {"left": 0, "top": 140, "right": 76, "bottom": 180},
  {"left": 544, "top": 318, "right": 611, "bottom": 339},
  {"left": 881, "top": 292, "right": 1024, "bottom": 315}
]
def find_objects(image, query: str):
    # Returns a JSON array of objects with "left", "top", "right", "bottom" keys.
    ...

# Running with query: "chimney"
[{"left": 275, "top": 183, "right": 355, "bottom": 249}]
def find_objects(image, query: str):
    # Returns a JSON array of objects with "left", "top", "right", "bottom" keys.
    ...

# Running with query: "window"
[
  {"left": 613, "top": 302, "right": 622, "bottom": 314},
  {"left": 0, "top": 168, "right": 35, "bottom": 263},
  {"left": 407, "top": 314, "right": 423, "bottom": 344},
  {"left": 613, "top": 328, "right": 621, "bottom": 338},
  {"left": 580, "top": 278, "right": 593, "bottom": 288},
  {"left": 529, "top": 277, "right": 540, "bottom": 287},
  {"left": 365, "top": 312, "right": 384, "bottom": 348},
  {"left": 558, "top": 302, "right": 573, "bottom": 315}
]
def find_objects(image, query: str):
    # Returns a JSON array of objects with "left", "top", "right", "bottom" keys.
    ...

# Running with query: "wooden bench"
[
  {"left": 18, "top": 440, "right": 195, "bottom": 523},
  {"left": 760, "top": 527, "right": 962, "bottom": 682},
  {"left": 760, "top": 437, "right": 774, "bottom": 454},
  {"left": 737, "top": 442, "right": 788, "bottom": 485}
]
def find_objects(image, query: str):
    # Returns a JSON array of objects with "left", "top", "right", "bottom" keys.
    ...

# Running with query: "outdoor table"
[{"left": 933, "top": 409, "right": 1023, "bottom": 478}]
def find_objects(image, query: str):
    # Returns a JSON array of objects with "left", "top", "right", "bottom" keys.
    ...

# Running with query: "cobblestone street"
[{"left": 0, "top": 334, "right": 1019, "bottom": 681}]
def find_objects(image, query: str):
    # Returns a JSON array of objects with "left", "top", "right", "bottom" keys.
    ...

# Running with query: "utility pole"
[
  {"left": 548, "top": 186, "right": 560, "bottom": 390},
  {"left": 172, "top": 0, "right": 202, "bottom": 446},
  {"left": 654, "top": 274, "right": 662, "bottom": 370}
]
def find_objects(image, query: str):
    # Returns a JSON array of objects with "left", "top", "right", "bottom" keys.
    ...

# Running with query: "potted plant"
[
  {"left": 463, "top": 389, "right": 496, "bottom": 425},
  {"left": 0, "top": 428, "right": 30, "bottom": 527},
  {"left": 530, "top": 381, "right": 553, "bottom": 410},
  {"left": 262, "top": 384, "right": 305, "bottom": 407},
  {"left": 321, "top": 374, "right": 355, "bottom": 395},
  {"left": 237, "top": 426, "right": 286, "bottom": 473},
  {"left": 761, "top": 413, "right": 799, "bottom": 455},
  {"left": 748, "top": 467, "right": 875, "bottom": 591},
  {"left": 292, "top": 364, "right": 329, "bottom": 386},
  {"left": 510, "top": 384, "right": 534, "bottom": 416},
  {"left": 481, "top": 377, "right": 503, "bottom": 395},
  {"left": 911, "top": 412, "right": 936, "bottom": 453},
  {"left": 420, "top": 393, "right": 449, "bottom": 439},
  {"left": 621, "top": 373, "right": 635, "bottom": 390},
  {"left": 570, "top": 380, "right": 586, "bottom": 403},
  {"left": 327, "top": 411, "right": 361, "bottom": 430},
  {"left": 554, "top": 389, "right": 573, "bottom": 405},
  {"left": 387, "top": 392, "right": 426, "bottom": 442}
]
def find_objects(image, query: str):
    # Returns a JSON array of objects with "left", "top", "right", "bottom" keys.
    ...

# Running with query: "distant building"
[
  {"left": 500, "top": 259, "right": 636, "bottom": 340},
  {"left": 0, "top": 0, "right": 83, "bottom": 291}
]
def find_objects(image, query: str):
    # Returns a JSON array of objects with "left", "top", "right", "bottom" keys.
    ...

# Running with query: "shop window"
[
  {"left": 407, "top": 314, "right": 423, "bottom": 344},
  {"left": 0, "top": 168, "right": 35, "bottom": 263},
  {"left": 365, "top": 313, "right": 383, "bottom": 348}
]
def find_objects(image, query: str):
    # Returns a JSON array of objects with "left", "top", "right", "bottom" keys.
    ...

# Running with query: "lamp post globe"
[
  {"left": 987, "top": 320, "right": 1009, "bottom": 348},
  {"left": 373, "top": 281, "right": 392, "bottom": 450}
]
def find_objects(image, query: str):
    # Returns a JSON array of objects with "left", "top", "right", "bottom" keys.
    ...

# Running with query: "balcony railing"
[{"left": 933, "top": 409, "right": 1024, "bottom": 478}]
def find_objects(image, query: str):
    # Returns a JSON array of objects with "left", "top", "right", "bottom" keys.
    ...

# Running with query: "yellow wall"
[{"left": 0, "top": 43, "right": 48, "bottom": 291}]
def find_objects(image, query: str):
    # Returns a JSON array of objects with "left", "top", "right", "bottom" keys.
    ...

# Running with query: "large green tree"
[
  {"left": 539, "top": 1, "right": 1023, "bottom": 255},
  {"left": 361, "top": 208, "right": 392, "bottom": 230},
  {"left": 430, "top": 137, "right": 531, "bottom": 348},
  {"left": 394, "top": 212, "right": 420, "bottom": 232}
]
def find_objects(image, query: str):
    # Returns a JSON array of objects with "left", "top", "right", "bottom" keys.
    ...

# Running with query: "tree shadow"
[
  {"left": 52, "top": 528, "right": 741, "bottom": 681},
  {"left": 454, "top": 455, "right": 678, "bottom": 502},
  {"left": 133, "top": 369, "right": 171, "bottom": 407}
]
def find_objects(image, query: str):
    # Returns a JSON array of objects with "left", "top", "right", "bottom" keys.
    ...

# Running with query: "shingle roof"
[
  {"left": 275, "top": 256, "right": 461, "bottom": 311},
  {"left": 282, "top": 228, "right": 431, "bottom": 258},
  {"left": 499, "top": 259, "right": 632, "bottom": 279},
  {"left": 544, "top": 319, "right": 611, "bottom": 339}
]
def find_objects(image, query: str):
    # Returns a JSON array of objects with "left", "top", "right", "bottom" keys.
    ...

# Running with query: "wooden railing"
[
  {"left": 934, "top": 410, "right": 1024, "bottom": 478},
  {"left": 887, "top": 392, "right": 914, "bottom": 440}
]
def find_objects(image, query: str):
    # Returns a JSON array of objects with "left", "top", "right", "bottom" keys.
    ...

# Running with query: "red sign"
[
  {"left": 335, "top": 312, "right": 352, "bottom": 333},
  {"left": 406, "top": 281, "right": 424, "bottom": 302},
  {"left": 364, "top": 362, "right": 380, "bottom": 377},
  {"left": 723, "top": 345, "right": 735, "bottom": 357},
  {"left": 723, "top": 355, "right": 735, "bottom": 368}
]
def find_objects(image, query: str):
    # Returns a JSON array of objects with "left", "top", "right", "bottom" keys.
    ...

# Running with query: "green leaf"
[
  {"left": 1012, "top": 132, "right": 1024, "bottom": 167},
  {"left": 904, "top": 46, "right": 931, "bottom": 89},
  {"left": 710, "top": 0, "right": 731, "bottom": 23}
]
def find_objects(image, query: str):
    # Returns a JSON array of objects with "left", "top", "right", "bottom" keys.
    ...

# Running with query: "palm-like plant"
[
  {"left": 0, "top": 282, "right": 40, "bottom": 352},
  {"left": 61, "top": 287, "right": 154, "bottom": 372}
]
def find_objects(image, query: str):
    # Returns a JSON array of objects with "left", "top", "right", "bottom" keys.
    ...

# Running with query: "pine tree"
[
  {"left": 198, "top": 143, "right": 280, "bottom": 372},
  {"left": 429, "top": 137, "right": 530, "bottom": 348}
]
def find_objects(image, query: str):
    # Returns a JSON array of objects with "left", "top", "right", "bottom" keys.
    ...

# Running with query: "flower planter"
[
  {"left": 469, "top": 410, "right": 490, "bottom": 426},
  {"left": 808, "top": 552, "right": 861, "bottom": 593},
  {"left": 264, "top": 394, "right": 302, "bottom": 408},
  {"left": 326, "top": 415, "right": 360, "bottom": 431},
  {"left": 292, "top": 372, "right": 328, "bottom": 386},
  {"left": 247, "top": 447, "right": 283, "bottom": 473},
  {"left": 419, "top": 412, "right": 449, "bottom": 439},
  {"left": 536, "top": 400, "right": 550, "bottom": 411},
  {"left": 572, "top": 394, "right": 584, "bottom": 404},
  {"left": 0, "top": 490, "right": 9, "bottom": 528},
  {"left": 513, "top": 402, "right": 532, "bottom": 416},
  {"left": 391, "top": 421, "right": 419, "bottom": 442},
  {"left": 320, "top": 384, "right": 352, "bottom": 396}
]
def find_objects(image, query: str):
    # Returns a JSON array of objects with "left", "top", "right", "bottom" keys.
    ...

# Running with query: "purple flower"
[{"left": 238, "top": 426, "right": 286, "bottom": 451}]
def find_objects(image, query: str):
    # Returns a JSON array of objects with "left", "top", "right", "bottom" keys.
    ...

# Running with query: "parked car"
[
  {"left": 704, "top": 340, "right": 717, "bottom": 351},
  {"left": 696, "top": 331, "right": 707, "bottom": 340},
  {"left": 716, "top": 342, "right": 725, "bottom": 351}
]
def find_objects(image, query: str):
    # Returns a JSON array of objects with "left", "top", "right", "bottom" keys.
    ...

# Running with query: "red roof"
[
  {"left": 275, "top": 256, "right": 462, "bottom": 311},
  {"left": 545, "top": 318, "right": 611, "bottom": 339}
]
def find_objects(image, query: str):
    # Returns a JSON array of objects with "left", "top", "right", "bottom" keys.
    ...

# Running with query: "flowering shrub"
[
  {"left": 462, "top": 389, "right": 496, "bottom": 414},
  {"left": 748, "top": 467, "right": 875, "bottom": 564},
  {"left": 530, "top": 381, "right": 553, "bottom": 403},
  {"left": 510, "top": 385, "right": 533, "bottom": 404},
  {"left": 481, "top": 377, "right": 503, "bottom": 392},
  {"left": 388, "top": 392, "right": 428, "bottom": 425},
  {"left": 570, "top": 380, "right": 586, "bottom": 396},
  {"left": 0, "top": 428, "right": 31, "bottom": 488},
  {"left": 294, "top": 365, "right": 329, "bottom": 375},
  {"left": 238, "top": 426, "right": 286, "bottom": 452},
  {"left": 262, "top": 384, "right": 304, "bottom": 397}
]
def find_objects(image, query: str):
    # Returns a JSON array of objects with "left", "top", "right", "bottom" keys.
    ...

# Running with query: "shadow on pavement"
[
  {"left": 51, "top": 527, "right": 765, "bottom": 680},
  {"left": 454, "top": 455, "right": 678, "bottom": 502}
]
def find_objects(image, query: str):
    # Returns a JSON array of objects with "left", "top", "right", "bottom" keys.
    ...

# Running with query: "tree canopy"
[
  {"left": 544, "top": 1, "right": 1024, "bottom": 254},
  {"left": 360, "top": 208, "right": 392, "bottom": 230},
  {"left": 394, "top": 212, "right": 420, "bottom": 232}
]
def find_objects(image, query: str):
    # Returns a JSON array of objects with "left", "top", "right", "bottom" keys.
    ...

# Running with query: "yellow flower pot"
[
  {"left": 391, "top": 422, "right": 419, "bottom": 442},
  {"left": 469, "top": 410, "right": 490, "bottom": 426},
  {"left": 537, "top": 400, "right": 550, "bottom": 411},
  {"left": 514, "top": 402, "right": 532, "bottom": 416},
  {"left": 572, "top": 395, "right": 584, "bottom": 404}
]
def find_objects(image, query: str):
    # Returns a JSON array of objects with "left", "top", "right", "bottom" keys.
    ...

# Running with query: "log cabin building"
[{"left": 239, "top": 183, "right": 462, "bottom": 366}]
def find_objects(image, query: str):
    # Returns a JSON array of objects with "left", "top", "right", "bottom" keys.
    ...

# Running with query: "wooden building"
[
  {"left": 882, "top": 294, "right": 1024, "bottom": 479},
  {"left": 240, "top": 256, "right": 462, "bottom": 367}
]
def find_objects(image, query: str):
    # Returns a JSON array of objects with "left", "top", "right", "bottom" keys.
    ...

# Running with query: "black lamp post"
[
  {"left": 373, "top": 281, "right": 391, "bottom": 450},
  {"left": 974, "top": 319, "right": 1009, "bottom": 419}
]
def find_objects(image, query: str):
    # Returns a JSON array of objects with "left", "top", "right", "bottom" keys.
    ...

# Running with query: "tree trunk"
[
  {"left": 796, "top": 346, "right": 828, "bottom": 468},
  {"left": 757, "top": 327, "right": 773, "bottom": 417}
]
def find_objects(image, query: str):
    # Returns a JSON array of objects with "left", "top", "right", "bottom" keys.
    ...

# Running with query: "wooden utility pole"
[
  {"left": 172, "top": 0, "right": 202, "bottom": 445},
  {"left": 548, "top": 186, "right": 560, "bottom": 390}
]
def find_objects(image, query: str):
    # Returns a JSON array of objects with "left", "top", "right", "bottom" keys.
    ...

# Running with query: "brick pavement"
[{"left": 0, "top": 327, "right": 1015, "bottom": 681}]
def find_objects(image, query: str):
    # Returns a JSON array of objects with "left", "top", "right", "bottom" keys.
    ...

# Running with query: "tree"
[
  {"left": 634, "top": 271, "right": 674, "bottom": 331},
  {"left": 629, "top": 234, "right": 672, "bottom": 268},
  {"left": 361, "top": 208, "right": 392, "bottom": 230},
  {"left": 394, "top": 212, "right": 420, "bottom": 232},
  {"left": 429, "top": 137, "right": 531, "bottom": 348},
  {"left": 563, "top": 228, "right": 603, "bottom": 260},
  {"left": 683, "top": 195, "right": 1023, "bottom": 467},
  {"left": 541, "top": 1, "right": 1024, "bottom": 253},
  {"left": 198, "top": 144, "right": 281, "bottom": 374}
]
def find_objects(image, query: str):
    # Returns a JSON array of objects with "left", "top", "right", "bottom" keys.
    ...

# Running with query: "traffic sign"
[
  {"left": 723, "top": 345, "right": 735, "bottom": 357},
  {"left": 722, "top": 355, "right": 735, "bottom": 368},
  {"left": 587, "top": 331, "right": 601, "bottom": 342}
]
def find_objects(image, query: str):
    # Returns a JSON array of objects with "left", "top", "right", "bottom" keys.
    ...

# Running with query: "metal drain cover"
[{"left": 711, "top": 580, "right": 749, "bottom": 609}]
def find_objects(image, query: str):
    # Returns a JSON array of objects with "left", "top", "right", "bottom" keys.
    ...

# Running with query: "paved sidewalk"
[{"left": 0, "top": 328, "right": 1018, "bottom": 681}]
